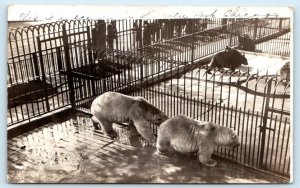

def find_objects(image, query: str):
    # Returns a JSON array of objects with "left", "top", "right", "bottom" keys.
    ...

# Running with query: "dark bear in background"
[
  {"left": 238, "top": 34, "right": 256, "bottom": 52},
  {"left": 208, "top": 46, "right": 248, "bottom": 73},
  {"left": 156, "top": 115, "right": 240, "bottom": 167},
  {"left": 91, "top": 92, "right": 168, "bottom": 143}
]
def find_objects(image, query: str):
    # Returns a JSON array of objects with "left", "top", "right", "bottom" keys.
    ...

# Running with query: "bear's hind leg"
[
  {"left": 198, "top": 152, "right": 217, "bottom": 167},
  {"left": 91, "top": 116, "right": 101, "bottom": 130},
  {"left": 98, "top": 119, "right": 117, "bottom": 139}
]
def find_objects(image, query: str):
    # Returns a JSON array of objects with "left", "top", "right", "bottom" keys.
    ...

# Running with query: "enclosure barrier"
[
  {"left": 7, "top": 18, "right": 291, "bottom": 178},
  {"left": 7, "top": 18, "right": 291, "bottom": 125},
  {"left": 64, "top": 42, "right": 290, "bottom": 177}
]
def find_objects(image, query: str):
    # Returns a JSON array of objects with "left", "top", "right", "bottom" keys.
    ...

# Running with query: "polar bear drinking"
[
  {"left": 156, "top": 115, "right": 240, "bottom": 167},
  {"left": 91, "top": 92, "right": 168, "bottom": 143}
]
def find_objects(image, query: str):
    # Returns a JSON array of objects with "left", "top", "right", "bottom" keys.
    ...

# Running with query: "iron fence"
[
  {"left": 7, "top": 18, "right": 290, "bottom": 89},
  {"left": 64, "top": 41, "right": 290, "bottom": 177},
  {"left": 7, "top": 18, "right": 291, "bottom": 177},
  {"left": 69, "top": 45, "right": 290, "bottom": 177}
]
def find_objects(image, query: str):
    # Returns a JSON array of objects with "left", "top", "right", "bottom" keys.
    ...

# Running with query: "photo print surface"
[{"left": 6, "top": 5, "right": 292, "bottom": 183}]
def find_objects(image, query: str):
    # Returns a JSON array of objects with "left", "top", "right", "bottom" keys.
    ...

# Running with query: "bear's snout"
[{"left": 231, "top": 134, "right": 240, "bottom": 148}]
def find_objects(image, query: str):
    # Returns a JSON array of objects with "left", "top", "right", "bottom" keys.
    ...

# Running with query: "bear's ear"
[{"left": 206, "top": 123, "right": 217, "bottom": 133}]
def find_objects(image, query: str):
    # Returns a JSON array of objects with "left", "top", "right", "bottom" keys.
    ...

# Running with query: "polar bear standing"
[
  {"left": 156, "top": 115, "right": 240, "bottom": 167},
  {"left": 91, "top": 92, "right": 168, "bottom": 143}
]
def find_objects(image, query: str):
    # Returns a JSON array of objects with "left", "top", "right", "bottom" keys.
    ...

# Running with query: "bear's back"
[
  {"left": 159, "top": 115, "right": 197, "bottom": 135},
  {"left": 158, "top": 115, "right": 208, "bottom": 153},
  {"left": 91, "top": 92, "right": 136, "bottom": 118},
  {"left": 159, "top": 115, "right": 219, "bottom": 140},
  {"left": 213, "top": 49, "right": 247, "bottom": 67}
]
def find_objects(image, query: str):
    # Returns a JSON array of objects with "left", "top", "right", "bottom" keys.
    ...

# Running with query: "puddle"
[{"left": 7, "top": 114, "right": 288, "bottom": 183}]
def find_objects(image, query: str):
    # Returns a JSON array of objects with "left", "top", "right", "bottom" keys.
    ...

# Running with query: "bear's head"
[
  {"left": 137, "top": 99, "right": 169, "bottom": 125},
  {"left": 227, "top": 48, "right": 248, "bottom": 65},
  {"left": 213, "top": 125, "right": 240, "bottom": 149},
  {"left": 239, "top": 54, "right": 248, "bottom": 65}
]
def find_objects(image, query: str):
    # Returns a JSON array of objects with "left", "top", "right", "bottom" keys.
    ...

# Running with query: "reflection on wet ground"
[{"left": 7, "top": 114, "right": 288, "bottom": 183}]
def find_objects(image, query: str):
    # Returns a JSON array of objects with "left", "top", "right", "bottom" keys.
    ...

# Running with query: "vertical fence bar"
[
  {"left": 279, "top": 18, "right": 283, "bottom": 31},
  {"left": 259, "top": 79, "right": 272, "bottom": 167},
  {"left": 191, "top": 19, "right": 195, "bottom": 64},
  {"left": 32, "top": 52, "right": 40, "bottom": 80},
  {"left": 36, "top": 37, "right": 50, "bottom": 111},
  {"left": 253, "top": 18, "right": 259, "bottom": 41},
  {"left": 87, "top": 26, "right": 96, "bottom": 97},
  {"left": 62, "top": 25, "right": 75, "bottom": 108},
  {"left": 56, "top": 47, "right": 63, "bottom": 71}
]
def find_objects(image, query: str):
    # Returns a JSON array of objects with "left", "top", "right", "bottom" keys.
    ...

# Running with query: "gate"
[
  {"left": 257, "top": 77, "right": 290, "bottom": 176},
  {"left": 7, "top": 24, "right": 92, "bottom": 125},
  {"left": 36, "top": 23, "right": 93, "bottom": 108}
]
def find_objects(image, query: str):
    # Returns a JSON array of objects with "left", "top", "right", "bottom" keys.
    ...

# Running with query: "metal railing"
[
  {"left": 69, "top": 45, "right": 290, "bottom": 177},
  {"left": 7, "top": 18, "right": 291, "bottom": 177}
]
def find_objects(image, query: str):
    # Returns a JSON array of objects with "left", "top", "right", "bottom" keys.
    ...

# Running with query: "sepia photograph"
[{"left": 6, "top": 5, "right": 292, "bottom": 183}]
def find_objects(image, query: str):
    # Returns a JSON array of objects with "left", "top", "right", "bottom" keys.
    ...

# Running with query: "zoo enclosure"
[{"left": 7, "top": 18, "right": 291, "bottom": 178}]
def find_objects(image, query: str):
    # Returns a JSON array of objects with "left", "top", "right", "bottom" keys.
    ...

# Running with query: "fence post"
[
  {"left": 139, "top": 20, "right": 144, "bottom": 82},
  {"left": 140, "top": 57, "right": 144, "bottom": 82},
  {"left": 62, "top": 25, "right": 75, "bottom": 108},
  {"left": 191, "top": 19, "right": 195, "bottom": 63},
  {"left": 259, "top": 78, "right": 272, "bottom": 167},
  {"left": 229, "top": 19, "right": 234, "bottom": 46},
  {"left": 36, "top": 37, "right": 50, "bottom": 111},
  {"left": 253, "top": 18, "right": 259, "bottom": 40},
  {"left": 98, "top": 20, "right": 107, "bottom": 49},
  {"left": 87, "top": 26, "right": 96, "bottom": 96},
  {"left": 32, "top": 52, "right": 40, "bottom": 80},
  {"left": 56, "top": 47, "right": 63, "bottom": 71},
  {"left": 279, "top": 18, "right": 283, "bottom": 31},
  {"left": 138, "top": 20, "right": 143, "bottom": 54},
  {"left": 222, "top": 18, "right": 228, "bottom": 31},
  {"left": 92, "top": 20, "right": 106, "bottom": 49}
]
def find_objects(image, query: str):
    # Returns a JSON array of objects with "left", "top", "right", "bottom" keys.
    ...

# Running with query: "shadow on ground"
[{"left": 7, "top": 115, "right": 288, "bottom": 183}]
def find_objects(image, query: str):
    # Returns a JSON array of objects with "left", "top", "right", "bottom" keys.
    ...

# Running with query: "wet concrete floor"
[{"left": 7, "top": 115, "right": 288, "bottom": 183}]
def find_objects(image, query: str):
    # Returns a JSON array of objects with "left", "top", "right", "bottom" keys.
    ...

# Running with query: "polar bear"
[
  {"left": 91, "top": 92, "right": 168, "bottom": 143},
  {"left": 156, "top": 115, "right": 240, "bottom": 167}
]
